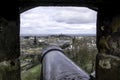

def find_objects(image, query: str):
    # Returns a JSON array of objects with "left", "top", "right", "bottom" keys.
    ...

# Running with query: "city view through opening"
[{"left": 20, "top": 6, "right": 97, "bottom": 80}]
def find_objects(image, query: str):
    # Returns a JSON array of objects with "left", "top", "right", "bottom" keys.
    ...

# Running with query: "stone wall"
[
  {"left": 0, "top": 4, "right": 21, "bottom": 80},
  {"left": 96, "top": 6, "right": 120, "bottom": 80}
]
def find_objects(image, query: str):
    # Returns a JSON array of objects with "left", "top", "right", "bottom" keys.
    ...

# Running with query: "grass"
[{"left": 21, "top": 64, "right": 41, "bottom": 80}]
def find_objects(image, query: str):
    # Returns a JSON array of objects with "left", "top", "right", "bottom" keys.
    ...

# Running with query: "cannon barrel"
[{"left": 40, "top": 45, "right": 90, "bottom": 80}]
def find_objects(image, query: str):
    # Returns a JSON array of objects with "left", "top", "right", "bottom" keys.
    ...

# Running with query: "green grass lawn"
[{"left": 21, "top": 64, "right": 41, "bottom": 80}]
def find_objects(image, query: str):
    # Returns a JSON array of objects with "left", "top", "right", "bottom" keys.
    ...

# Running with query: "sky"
[{"left": 20, "top": 6, "right": 97, "bottom": 35}]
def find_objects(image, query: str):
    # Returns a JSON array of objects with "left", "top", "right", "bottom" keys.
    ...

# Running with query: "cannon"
[{"left": 40, "top": 45, "right": 95, "bottom": 80}]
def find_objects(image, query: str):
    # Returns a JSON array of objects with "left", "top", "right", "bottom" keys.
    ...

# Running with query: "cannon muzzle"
[{"left": 40, "top": 45, "right": 90, "bottom": 80}]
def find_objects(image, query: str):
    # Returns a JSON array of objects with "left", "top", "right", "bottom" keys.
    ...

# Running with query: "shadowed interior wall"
[
  {"left": 96, "top": 5, "right": 120, "bottom": 80},
  {"left": 0, "top": 3, "right": 21, "bottom": 80}
]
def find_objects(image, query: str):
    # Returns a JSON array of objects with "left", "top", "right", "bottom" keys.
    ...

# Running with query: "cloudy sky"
[{"left": 20, "top": 6, "right": 97, "bottom": 35}]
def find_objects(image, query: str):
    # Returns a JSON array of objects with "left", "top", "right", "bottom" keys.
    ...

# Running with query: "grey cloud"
[
  {"left": 53, "top": 10, "right": 97, "bottom": 24},
  {"left": 20, "top": 7, "right": 97, "bottom": 35}
]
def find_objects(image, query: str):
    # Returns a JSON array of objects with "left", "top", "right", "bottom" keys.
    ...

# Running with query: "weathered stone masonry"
[
  {"left": 0, "top": 3, "right": 21, "bottom": 80},
  {"left": 96, "top": 6, "right": 120, "bottom": 80}
]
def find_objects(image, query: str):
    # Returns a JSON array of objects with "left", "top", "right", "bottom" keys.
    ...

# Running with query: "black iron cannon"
[{"left": 40, "top": 45, "right": 95, "bottom": 80}]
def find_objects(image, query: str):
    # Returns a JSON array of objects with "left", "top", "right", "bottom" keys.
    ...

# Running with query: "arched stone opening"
[{"left": 20, "top": 6, "right": 97, "bottom": 79}]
